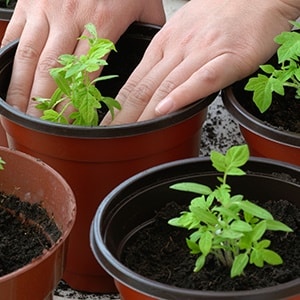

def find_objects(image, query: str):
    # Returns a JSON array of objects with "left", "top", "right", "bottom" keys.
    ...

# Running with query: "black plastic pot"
[
  {"left": 91, "top": 156, "right": 300, "bottom": 300},
  {"left": 0, "top": 7, "right": 13, "bottom": 21}
]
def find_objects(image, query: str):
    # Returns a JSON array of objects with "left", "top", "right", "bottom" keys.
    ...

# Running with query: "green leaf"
[
  {"left": 262, "top": 249, "right": 283, "bottom": 265},
  {"left": 210, "top": 151, "right": 226, "bottom": 173},
  {"left": 250, "top": 221, "right": 267, "bottom": 242},
  {"left": 186, "top": 238, "right": 201, "bottom": 254},
  {"left": 245, "top": 75, "right": 274, "bottom": 113},
  {"left": 230, "top": 220, "right": 253, "bottom": 232},
  {"left": 231, "top": 253, "right": 249, "bottom": 277},
  {"left": 260, "top": 64, "right": 275, "bottom": 74},
  {"left": 275, "top": 31, "right": 300, "bottom": 63},
  {"left": 238, "top": 201, "right": 273, "bottom": 220},
  {"left": 226, "top": 144, "right": 249, "bottom": 169},
  {"left": 266, "top": 219, "right": 293, "bottom": 232},
  {"left": 199, "top": 231, "right": 213, "bottom": 256},
  {"left": 170, "top": 182, "right": 212, "bottom": 195},
  {"left": 250, "top": 248, "right": 264, "bottom": 267},
  {"left": 256, "top": 239, "right": 271, "bottom": 250},
  {"left": 194, "top": 255, "right": 206, "bottom": 272},
  {"left": 220, "top": 229, "right": 244, "bottom": 240}
]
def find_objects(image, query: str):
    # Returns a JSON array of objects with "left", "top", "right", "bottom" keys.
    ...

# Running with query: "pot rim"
[
  {"left": 0, "top": 26, "right": 217, "bottom": 138},
  {"left": 0, "top": 7, "right": 13, "bottom": 21},
  {"left": 222, "top": 85, "right": 300, "bottom": 147},
  {"left": 91, "top": 156, "right": 300, "bottom": 300}
]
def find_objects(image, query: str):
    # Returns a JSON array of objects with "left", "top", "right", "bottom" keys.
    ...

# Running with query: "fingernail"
[{"left": 155, "top": 97, "right": 174, "bottom": 115}]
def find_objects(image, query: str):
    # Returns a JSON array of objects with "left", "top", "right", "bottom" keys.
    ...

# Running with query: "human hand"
[
  {"left": 102, "top": 0, "right": 300, "bottom": 125},
  {"left": 1, "top": 0, "right": 165, "bottom": 116}
]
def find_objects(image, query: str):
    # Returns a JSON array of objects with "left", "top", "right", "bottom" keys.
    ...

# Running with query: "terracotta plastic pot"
[
  {"left": 91, "top": 156, "right": 300, "bottom": 300},
  {"left": 222, "top": 76, "right": 300, "bottom": 166},
  {"left": 0, "top": 23, "right": 218, "bottom": 292},
  {"left": 0, "top": 146, "right": 76, "bottom": 300}
]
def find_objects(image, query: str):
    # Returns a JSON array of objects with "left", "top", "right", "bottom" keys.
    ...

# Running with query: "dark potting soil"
[
  {"left": 121, "top": 198, "right": 300, "bottom": 292},
  {"left": 0, "top": 192, "right": 62, "bottom": 276}
]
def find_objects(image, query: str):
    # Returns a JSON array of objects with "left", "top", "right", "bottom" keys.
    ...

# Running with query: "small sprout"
[
  {"left": 245, "top": 21, "right": 300, "bottom": 113},
  {"left": 34, "top": 23, "right": 121, "bottom": 126},
  {"left": 168, "top": 144, "right": 293, "bottom": 278}
]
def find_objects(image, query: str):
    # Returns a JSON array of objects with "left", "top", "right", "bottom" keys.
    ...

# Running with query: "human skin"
[
  {"left": 2, "top": 0, "right": 300, "bottom": 124},
  {"left": 1, "top": 0, "right": 165, "bottom": 116},
  {"left": 102, "top": 0, "right": 300, "bottom": 125}
]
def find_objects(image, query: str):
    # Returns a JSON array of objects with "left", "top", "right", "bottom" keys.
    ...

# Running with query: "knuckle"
[
  {"left": 62, "top": 0, "right": 78, "bottom": 16},
  {"left": 201, "top": 64, "right": 218, "bottom": 83},
  {"left": 16, "top": 43, "right": 39, "bottom": 62},
  {"left": 37, "top": 54, "right": 60, "bottom": 75},
  {"left": 123, "top": 78, "right": 156, "bottom": 106},
  {"left": 158, "top": 79, "right": 177, "bottom": 96}
]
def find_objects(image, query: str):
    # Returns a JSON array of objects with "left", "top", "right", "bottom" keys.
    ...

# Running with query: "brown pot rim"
[{"left": 0, "top": 23, "right": 217, "bottom": 138}]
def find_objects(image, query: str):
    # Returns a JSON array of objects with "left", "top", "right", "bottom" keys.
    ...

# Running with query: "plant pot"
[
  {"left": 221, "top": 60, "right": 300, "bottom": 166},
  {"left": 0, "top": 146, "right": 76, "bottom": 300},
  {"left": 0, "top": 7, "right": 13, "bottom": 39},
  {"left": 0, "top": 22, "right": 218, "bottom": 292},
  {"left": 90, "top": 156, "right": 300, "bottom": 300},
  {"left": 0, "top": 7, "right": 13, "bottom": 147}
]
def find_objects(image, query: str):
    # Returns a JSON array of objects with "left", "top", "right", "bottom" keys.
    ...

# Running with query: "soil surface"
[
  {"left": 0, "top": 192, "right": 61, "bottom": 276},
  {"left": 121, "top": 198, "right": 300, "bottom": 292}
]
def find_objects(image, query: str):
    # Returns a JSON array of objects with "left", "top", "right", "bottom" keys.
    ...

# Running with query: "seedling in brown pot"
[{"left": 34, "top": 23, "right": 121, "bottom": 126}]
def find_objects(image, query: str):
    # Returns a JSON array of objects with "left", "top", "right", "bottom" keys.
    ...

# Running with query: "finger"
[
  {"left": 1, "top": 10, "right": 25, "bottom": 47},
  {"left": 155, "top": 53, "right": 248, "bottom": 116},
  {"left": 26, "top": 25, "right": 83, "bottom": 116},
  {"left": 6, "top": 15, "right": 50, "bottom": 113},
  {"left": 137, "top": 54, "right": 213, "bottom": 121},
  {"left": 102, "top": 52, "right": 182, "bottom": 125}
]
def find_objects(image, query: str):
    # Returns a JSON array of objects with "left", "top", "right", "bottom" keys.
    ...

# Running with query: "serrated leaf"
[
  {"left": 211, "top": 150, "right": 226, "bottom": 172},
  {"left": 245, "top": 75, "right": 274, "bottom": 113},
  {"left": 225, "top": 144, "right": 249, "bottom": 168},
  {"left": 275, "top": 31, "right": 300, "bottom": 63},
  {"left": 260, "top": 64, "right": 275, "bottom": 74}
]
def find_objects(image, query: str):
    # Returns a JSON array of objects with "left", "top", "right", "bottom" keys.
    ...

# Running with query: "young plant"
[
  {"left": 244, "top": 21, "right": 300, "bottom": 113},
  {"left": 168, "top": 144, "right": 293, "bottom": 278},
  {"left": 34, "top": 23, "right": 121, "bottom": 126}
]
